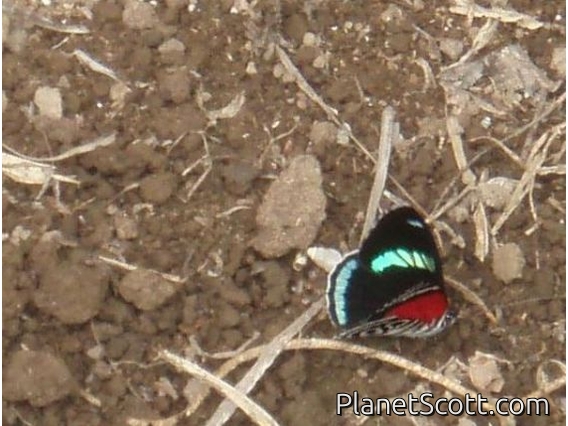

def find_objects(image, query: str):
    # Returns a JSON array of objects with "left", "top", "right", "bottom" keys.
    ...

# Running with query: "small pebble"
[
  {"left": 492, "top": 243, "right": 525, "bottom": 284},
  {"left": 114, "top": 214, "right": 139, "bottom": 240},
  {"left": 34, "top": 86, "right": 63, "bottom": 119},
  {"left": 302, "top": 32, "right": 317, "bottom": 47}
]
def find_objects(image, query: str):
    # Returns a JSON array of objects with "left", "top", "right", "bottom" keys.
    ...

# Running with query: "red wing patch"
[{"left": 384, "top": 290, "right": 448, "bottom": 323}]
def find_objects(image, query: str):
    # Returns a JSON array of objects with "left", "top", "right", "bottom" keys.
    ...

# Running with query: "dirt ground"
[{"left": 2, "top": 1, "right": 566, "bottom": 425}]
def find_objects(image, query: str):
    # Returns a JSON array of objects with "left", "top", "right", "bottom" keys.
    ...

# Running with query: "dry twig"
[{"left": 160, "top": 350, "right": 279, "bottom": 426}]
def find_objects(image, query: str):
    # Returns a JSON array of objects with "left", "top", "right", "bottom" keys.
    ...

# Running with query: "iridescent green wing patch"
[{"left": 369, "top": 248, "right": 436, "bottom": 274}]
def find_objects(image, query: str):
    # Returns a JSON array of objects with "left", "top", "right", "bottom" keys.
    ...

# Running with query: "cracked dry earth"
[{"left": 2, "top": 1, "right": 566, "bottom": 425}]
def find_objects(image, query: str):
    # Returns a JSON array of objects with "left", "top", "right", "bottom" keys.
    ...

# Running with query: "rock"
[
  {"left": 492, "top": 243, "right": 525, "bottom": 284},
  {"left": 33, "top": 262, "right": 109, "bottom": 324},
  {"left": 122, "top": 0, "right": 159, "bottom": 30},
  {"left": 252, "top": 155, "right": 326, "bottom": 258},
  {"left": 117, "top": 269, "right": 180, "bottom": 310},
  {"left": 468, "top": 351, "right": 504, "bottom": 393},
  {"left": 34, "top": 86, "right": 63, "bottom": 119},
  {"left": 3, "top": 350, "right": 76, "bottom": 406}
]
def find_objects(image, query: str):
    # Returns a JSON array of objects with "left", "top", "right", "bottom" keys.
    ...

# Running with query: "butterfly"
[{"left": 326, "top": 206, "right": 456, "bottom": 338}]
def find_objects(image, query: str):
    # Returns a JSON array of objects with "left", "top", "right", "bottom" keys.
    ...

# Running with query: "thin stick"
[
  {"left": 360, "top": 106, "right": 397, "bottom": 243},
  {"left": 3, "top": 133, "right": 117, "bottom": 162},
  {"left": 189, "top": 338, "right": 499, "bottom": 416},
  {"left": 203, "top": 298, "right": 325, "bottom": 426},
  {"left": 160, "top": 350, "right": 279, "bottom": 426},
  {"left": 446, "top": 276, "right": 498, "bottom": 324},
  {"left": 274, "top": 43, "right": 375, "bottom": 163},
  {"left": 491, "top": 128, "right": 554, "bottom": 236},
  {"left": 502, "top": 92, "right": 566, "bottom": 144}
]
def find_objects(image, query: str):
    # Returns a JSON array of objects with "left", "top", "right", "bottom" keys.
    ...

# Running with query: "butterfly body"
[{"left": 326, "top": 207, "right": 456, "bottom": 338}]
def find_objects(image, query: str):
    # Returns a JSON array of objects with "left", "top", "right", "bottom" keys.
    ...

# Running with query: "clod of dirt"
[
  {"left": 158, "top": 38, "right": 186, "bottom": 64},
  {"left": 34, "top": 86, "right": 63, "bottom": 119},
  {"left": 165, "top": 0, "right": 188, "bottom": 9},
  {"left": 216, "top": 301, "right": 241, "bottom": 328},
  {"left": 139, "top": 172, "right": 177, "bottom": 204},
  {"left": 216, "top": 278, "right": 252, "bottom": 306},
  {"left": 114, "top": 214, "right": 139, "bottom": 240},
  {"left": 439, "top": 38, "right": 464, "bottom": 61},
  {"left": 33, "top": 116, "right": 80, "bottom": 145},
  {"left": 256, "top": 261, "right": 290, "bottom": 308},
  {"left": 221, "top": 160, "right": 259, "bottom": 195},
  {"left": 3, "top": 265, "right": 31, "bottom": 321},
  {"left": 374, "top": 368, "right": 410, "bottom": 395},
  {"left": 158, "top": 68, "right": 190, "bottom": 104},
  {"left": 477, "top": 177, "right": 518, "bottom": 210},
  {"left": 29, "top": 231, "right": 64, "bottom": 274},
  {"left": 252, "top": 155, "right": 326, "bottom": 258},
  {"left": 550, "top": 46, "right": 566, "bottom": 78},
  {"left": 492, "top": 243, "right": 525, "bottom": 284},
  {"left": 468, "top": 352, "right": 505, "bottom": 393},
  {"left": 3, "top": 350, "right": 76, "bottom": 407},
  {"left": 33, "top": 262, "right": 109, "bottom": 324},
  {"left": 117, "top": 269, "right": 180, "bottom": 311},
  {"left": 122, "top": 0, "right": 160, "bottom": 30},
  {"left": 277, "top": 353, "right": 306, "bottom": 399},
  {"left": 309, "top": 121, "right": 337, "bottom": 156}
]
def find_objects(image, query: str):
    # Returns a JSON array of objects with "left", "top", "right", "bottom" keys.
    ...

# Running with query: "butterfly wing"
[
  {"left": 337, "top": 306, "right": 456, "bottom": 339},
  {"left": 359, "top": 207, "right": 443, "bottom": 282},
  {"left": 327, "top": 251, "right": 386, "bottom": 328},
  {"left": 326, "top": 207, "right": 454, "bottom": 338}
]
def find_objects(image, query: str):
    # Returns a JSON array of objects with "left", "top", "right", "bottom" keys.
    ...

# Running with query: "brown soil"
[{"left": 2, "top": 1, "right": 565, "bottom": 425}]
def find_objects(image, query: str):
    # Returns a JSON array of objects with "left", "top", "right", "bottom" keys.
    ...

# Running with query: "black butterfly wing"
[
  {"left": 358, "top": 207, "right": 443, "bottom": 284},
  {"left": 326, "top": 207, "right": 453, "bottom": 338},
  {"left": 327, "top": 251, "right": 388, "bottom": 328}
]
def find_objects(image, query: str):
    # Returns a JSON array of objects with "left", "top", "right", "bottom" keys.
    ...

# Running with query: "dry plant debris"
[
  {"left": 2, "top": 152, "right": 79, "bottom": 187},
  {"left": 449, "top": 0, "right": 555, "bottom": 31}
]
